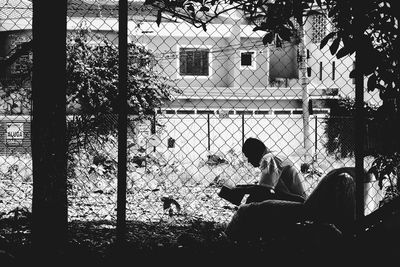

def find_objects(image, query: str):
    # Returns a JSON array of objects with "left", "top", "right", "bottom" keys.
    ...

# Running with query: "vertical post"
[
  {"left": 314, "top": 116, "right": 317, "bottom": 157},
  {"left": 242, "top": 113, "right": 245, "bottom": 147},
  {"left": 354, "top": 44, "right": 365, "bottom": 221},
  {"left": 299, "top": 18, "right": 312, "bottom": 161},
  {"left": 152, "top": 112, "right": 156, "bottom": 152},
  {"left": 230, "top": 11, "right": 242, "bottom": 89},
  {"left": 353, "top": 3, "right": 365, "bottom": 222},
  {"left": 207, "top": 113, "right": 210, "bottom": 151},
  {"left": 117, "top": 0, "right": 128, "bottom": 245},
  {"left": 32, "top": 0, "right": 67, "bottom": 259}
]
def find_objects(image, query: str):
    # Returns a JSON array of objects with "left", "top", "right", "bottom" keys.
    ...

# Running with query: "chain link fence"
[
  {"left": 0, "top": 0, "right": 33, "bottom": 229},
  {"left": 0, "top": 0, "right": 387, "bottom": 241}
]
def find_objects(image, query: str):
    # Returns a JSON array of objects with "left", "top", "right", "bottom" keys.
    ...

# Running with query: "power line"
[{"left": 154, "top": 39, "right": 295, "bottom": 62}]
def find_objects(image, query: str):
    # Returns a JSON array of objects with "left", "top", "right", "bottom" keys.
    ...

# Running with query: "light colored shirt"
[{"left": 258, "top": 152, "right": 283, "bottom": 188}]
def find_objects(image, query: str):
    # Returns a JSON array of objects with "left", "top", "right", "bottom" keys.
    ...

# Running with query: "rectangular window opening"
[
  {"left": 240, "top": 50, "right": 256, "bottom": 70},
  {"left": 179, "top": 47, "right": 210, "bottom": 76}
]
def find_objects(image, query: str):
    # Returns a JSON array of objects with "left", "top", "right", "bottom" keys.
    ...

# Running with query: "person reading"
[{"left": 219, "top": 137, "right": 306, "bottom": 205}]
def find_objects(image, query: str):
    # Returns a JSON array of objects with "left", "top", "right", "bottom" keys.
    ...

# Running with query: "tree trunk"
[{"left": 31, "top": 0, "right": 68, "bottom": 260}]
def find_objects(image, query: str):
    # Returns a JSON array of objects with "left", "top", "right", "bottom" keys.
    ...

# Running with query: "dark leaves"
[
  {"left": 201, "top": 23, "right": 207, "bottom": 32},
  {"left": 367, "top": 74, "right": 377, "bottom": 92},
  {"left": 349, "top": 69, "right": 355, "bottom": 79},
  {"left": 329, "top": 37, "right": 341, "bottom": 55},
  {"left": 279, "top": 27, "right": 292, "bottom": 41},
  {"left": 262, "top": 32, "right": 274, "bottom": 45},
  {"left": 305, "top": 10, "right": 322, "bottom": 17},
  {"left": 336, "top": 45, "right": 354, "bottom": 59},
  {"left": 320, "top": 32, "right": 336, "bottom": 50},
  {"left": 199, "top": 5, "right": 210, "bottom": 12},
  {"left": 156, "top": 9, "right": 162, "bottom": 26}
]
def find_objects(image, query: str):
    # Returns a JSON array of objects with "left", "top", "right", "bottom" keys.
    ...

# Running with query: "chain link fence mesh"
[
  {"left": 0, "top": 0, "right": 33, "bottom": 226},
  {"left": 0, "top": 0, "right": 387, "bottom": 239}
]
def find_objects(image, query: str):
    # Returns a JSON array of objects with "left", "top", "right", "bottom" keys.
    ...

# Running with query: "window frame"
[{"left": 176, "top": 45, "right": 212, "bottom": 78}]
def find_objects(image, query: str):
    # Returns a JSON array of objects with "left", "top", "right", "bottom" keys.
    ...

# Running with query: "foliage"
[
  {"left": 323, "top": 96, "right": 378, "bottom": 159},
  {"left": 324, "top": 96, "right": 400, "bottom": 200},
  {"left": 0, "top": 36, "right": 32, "bottom": 115},
  {"left": 66, "top": 30, "right": 181, "bottom": 149},
  {"left": 1, "top": 29, "right": 180, "bottom": 149},
  {"left": 66, "top": 29, "right": 181, "bottom": 117},
  {"left": 368, "top": 153, "right": 400, "bottom": 206}
]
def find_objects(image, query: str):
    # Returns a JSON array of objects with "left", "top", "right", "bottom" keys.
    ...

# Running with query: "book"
[{"left": 218, "top": 184, "right": 246, "bottom": 206}]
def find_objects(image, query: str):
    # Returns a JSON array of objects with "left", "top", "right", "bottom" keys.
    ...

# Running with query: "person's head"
[{"left": 242, "top": 137, "right": 267, "bottom": 167}]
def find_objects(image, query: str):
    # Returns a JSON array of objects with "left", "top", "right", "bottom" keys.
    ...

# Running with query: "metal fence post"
[
  {"left": 207, "top": 113, "right": 210, "bottom": 151},
  {"left": 314, "top": 115, "right": 317, "bottom": 157},
  {"left": 242, "top": 113, "right": 245, "bottom": 148},
  {"left": 354, "top": 13, "right": 365, "bottom": 221},
  {"left": 117, "top": 0, "right": 128, "bottom": 245},
  {"left": 32, "top": 0, "right": 68, "bottom": 258}
]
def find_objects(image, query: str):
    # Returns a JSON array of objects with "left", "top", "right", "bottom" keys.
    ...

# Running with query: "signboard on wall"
[
  {"left": 134, "top": 120, "right": 152, "bottom": 148},
  {"left": 6, "top": 123, "right": 24, "bottom": 145}
]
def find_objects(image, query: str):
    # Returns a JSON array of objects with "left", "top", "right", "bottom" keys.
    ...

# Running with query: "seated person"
[
  {"left": 225, "top": 167, "right": 359, "bottom": 241},
  {"left": 242, "top": 137, "right": 307, "bottom": 203}
]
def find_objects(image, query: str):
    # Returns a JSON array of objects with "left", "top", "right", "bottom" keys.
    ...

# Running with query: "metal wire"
[{"left": 0, "top": 0, "right": 385, "bottom": 235}]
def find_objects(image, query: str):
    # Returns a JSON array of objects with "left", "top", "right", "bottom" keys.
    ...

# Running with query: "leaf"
[
  {"left": 336, "top": 45, "right": 353, "bottom": 59},
  {"left": 199, "top": 5, "right": 210, "bottom": 12},
  {"left": 156, "top": 9, "right": 162, "bottom": 26},
  {"left": 349, "top": 69, "right": 355, "bottom": 79},
  {"left": 253, "top": 26, "right": 263, "bottom": 32},
  {"left": 329, "top": 37, "right": 341, "bottom": 55},
  {"left": 279, "top": 27, "right": 292, "bottom": 41},
  {"left": 201, "top": 23, "right": 207, "bottom": 32},
  {"left": 367, "top": 74, "right": 377, "bottom": 92},
  {"left": 320, "top": 32, "right": 336, "bottom": 50},
  {"left": 361, "top": 61, "right": 377, "bottom": 76},
  {"left": 306, "top": 10, "right": 323, "bottom": 16},
  {"left": 262, "top": 32, "right": 274, "bottom": 45}
]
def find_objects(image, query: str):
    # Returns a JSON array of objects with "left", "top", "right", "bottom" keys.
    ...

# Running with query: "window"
[
  {"left": 179, "top": 47, "right": 210, "bottom": 76},
  {"left": 240, "top": 50, "right": 256, "bottom": 70},
  {"left": 269, "top": 44, "right": 299, "bottom": 79},
  {"left": 311, "top": 14, "right": 327, "bottom": 43}
]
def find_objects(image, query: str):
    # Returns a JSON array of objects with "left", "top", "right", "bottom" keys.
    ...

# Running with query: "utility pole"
[
  {"left": 299, "top": 19, "right": 313, "bottom": 162},
  {"left": 230, "top": 10, "right": 242, "bottom": 90}
]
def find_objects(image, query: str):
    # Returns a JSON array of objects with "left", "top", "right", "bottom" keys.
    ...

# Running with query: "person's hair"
[{"left": 242, "top": 137, "right": 267, "bottom": 158}]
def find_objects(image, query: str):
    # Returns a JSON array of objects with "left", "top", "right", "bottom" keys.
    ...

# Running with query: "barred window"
[
  {"left": 179, "top": 47, "right": 210, "bottom": 76},
  {"left": 311, "top": 14, "right": 327, "bottom": 44}
]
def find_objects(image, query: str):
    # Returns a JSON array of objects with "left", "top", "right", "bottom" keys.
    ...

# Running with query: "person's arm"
[
  {"left": 273, "top": 188, "right": 306, "bottom": 203},
  {"left": 258, "top": 154, "right": 281, "bottom": 188}
]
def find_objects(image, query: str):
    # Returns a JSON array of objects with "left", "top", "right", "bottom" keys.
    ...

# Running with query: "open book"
[
  {"left": 218, "top": 183, "right": 305, "bottom": 205},
  {"left": 218, "top": 184, "right": 275, "bottom": 206}
]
